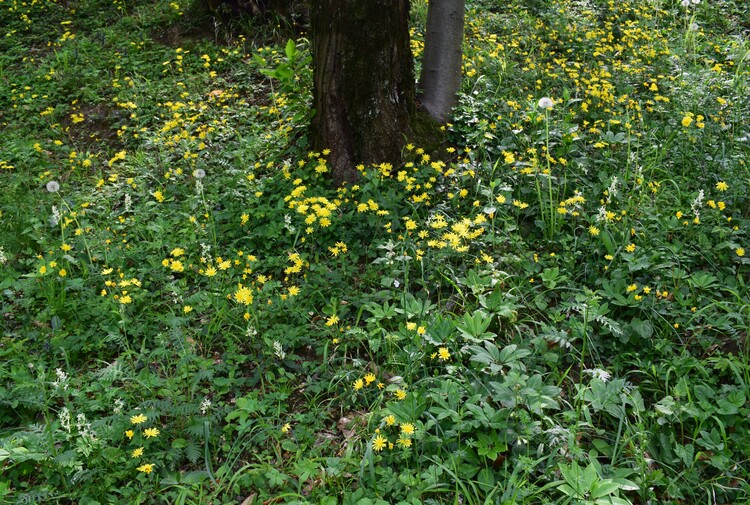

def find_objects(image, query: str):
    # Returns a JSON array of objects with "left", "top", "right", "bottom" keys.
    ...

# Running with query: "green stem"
[
  {"left": 575, "top": 304, "right": 590, "bottom": 424},
  {"left": 545, "top": 110, "right": 554, "bottom": 239}
]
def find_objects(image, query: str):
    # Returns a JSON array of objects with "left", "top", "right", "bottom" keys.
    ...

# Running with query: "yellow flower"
[
  {"left": 397, "top": 437, "right": 412, "bottom": 448},
  {"left": 626, "top": 284, "right": 638, "bottom": 293},
  {"left": 58, "top": 269, "right": 67, "bottom": 277},
  {"left": 353, "top": 378, "right": 364, "bottom": 391},
  {"left": 437, "top": 347, "right": 450, "bottom": 361},
  {"left": 588, "top": 226, "right": 600, "bottom": 236},
  {"left": 152, "top": 190, "right": 164, "bottom": 202},
  {"left": 372, "top": 435, "right": 388, "bottom": 452},
  {"left": 131, "top": 447, "right": 144, "bottom": 458},
  {"left": 364, "top": 373, "right": 376, "bottom": 385},
  {"left": 625, "top": 244, "right": 636, "bottom": 253},
  {"left": 136, "top": 463, "right": 155, "bottom": 474},
  {"left": 737, "top": 248, "right": 745, "bottom": 257},
  {"left": 183, "top": 305, "right": 192, "bottom": 314},
  {"left": 681, "top": 116, "right": 693, "bottom": 127},
  {"left": 281, "top": 423, "right": 291, "bottom": 434},
  {"left": 144, "top": 428, "right": 160, "bottom": 438},
  {"left": 400, "top": 423, "right": 415, "bottom": 436},
  {"left": 716, "top": 181, "right": 728, "bottom": 191},
  {"left": 394, "top": 389, "right": 407, "bottom": 400},
  {"left": 125, "top": 430, "right": 134, "bottom": 439},
  {"left": 287, "top": 286, "right": 300, "bottom": 296},
  {"left": 60, "top": 244, "right": 72, "bottom": 252},
  {"left": 325, "top": 315, "right": 339, "bottom": 326},
  {"left": 233, "top": 285, "right": 254, "bottom": 305},
  {"left": 384, "top": 415, "right": 396, "bottom": 426},
  {"left": 130, "top": 414, "right": 147, "bottom": 425}
]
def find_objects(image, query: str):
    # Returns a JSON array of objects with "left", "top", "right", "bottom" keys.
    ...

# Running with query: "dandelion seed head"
[{"left": 538, "top": 97, "right": 554, "bottom": 109}]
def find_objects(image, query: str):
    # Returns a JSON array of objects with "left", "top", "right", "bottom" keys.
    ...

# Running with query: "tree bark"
[
  {"left": 419, "top": 0, "right": 465, "bottom": 123},
  {"left": 311, "top": 0, "right": 415, "bottom": 185}
]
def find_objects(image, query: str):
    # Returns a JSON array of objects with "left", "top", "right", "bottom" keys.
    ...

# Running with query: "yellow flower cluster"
[
  {"left": 126, "top": 413, "right": 159, "bottom": 475},
  {"left": 372, "top": 416, "right": 417, "bottom": 452}
]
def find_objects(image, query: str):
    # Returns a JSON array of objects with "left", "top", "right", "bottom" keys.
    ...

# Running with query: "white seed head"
[{"left": 538, "top": 97, "right": 555, "bottom": 110}]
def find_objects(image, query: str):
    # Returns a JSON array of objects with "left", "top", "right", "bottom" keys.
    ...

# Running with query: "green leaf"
[
  {"left": 591, "top": 480, "right": 623, "bottom": 498},
  {"left": 285, "top": 39, "right": 297, "bottom": 61},
  {"left": 580, "top": 462, "right": 599, "bottom": 493},
  {"left": 630, "top": 319, "right": 653, "bottom": 339},
  {"left": 557, "top": 483, "right": 579, "bottom": 497}
]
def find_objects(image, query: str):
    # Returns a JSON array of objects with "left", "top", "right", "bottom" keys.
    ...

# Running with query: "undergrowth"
[{"left": 0, "top": 0, "right": 748, "bottom": 503}]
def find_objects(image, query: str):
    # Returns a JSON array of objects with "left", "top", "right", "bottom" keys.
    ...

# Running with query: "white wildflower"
[
  {"left": 46, "top": 181, "right": 60, "bottom": 193},
  {"left": 59, "top": 407, "right": 71, "bottom": 433},
  {"left": 76, "top": 413, "right": 88, "bottom": 432},
  {"left": 200, "top": 243, "right": 212, "bottom": 261},
  {"left": 606, "top": 176, "right": 619, "bottom": 204},
  {"left": 200, "top": 397, "right": 212, "bottom": 415},
  {"left": 584, "top": 368, "right": 612, "bottom": 382},
  {"left": 52, "top": 368, "right": 69, "bottom": 390},
  {"left": 284, "top": 214, "right": 296, "bottom": 233},
  {"left": 51, "top": 206, "right": 61, "bottom": 226},
  {"left": 273, "top": 341, "right": 286, "bottom": 360},
  {"left": 691, "top": 189, "right": 704, "bottom": 216}
]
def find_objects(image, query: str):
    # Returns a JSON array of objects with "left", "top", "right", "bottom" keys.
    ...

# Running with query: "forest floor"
[{"left": 1, "top": 0, "right": 749, "bottom": 503}]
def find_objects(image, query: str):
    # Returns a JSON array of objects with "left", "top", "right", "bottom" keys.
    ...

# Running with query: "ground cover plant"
[{"left": 0, "top": 0, "right": 749, "bottom": 503}]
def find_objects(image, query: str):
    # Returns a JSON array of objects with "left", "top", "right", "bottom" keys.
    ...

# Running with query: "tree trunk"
[
  {"left": 311, "top": 0, "right": 415, "bottom": 185},
  {"left": 419, "top": 0, "right": 465, "bottom": 123}
]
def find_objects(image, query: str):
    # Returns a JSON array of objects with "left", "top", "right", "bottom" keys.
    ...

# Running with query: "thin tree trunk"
[
  {"left": 419, "top": 0, "right": 465, "bottom": 123},
  {"left": 311, "top": 0, "right": 414, "bottom": 185}
]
